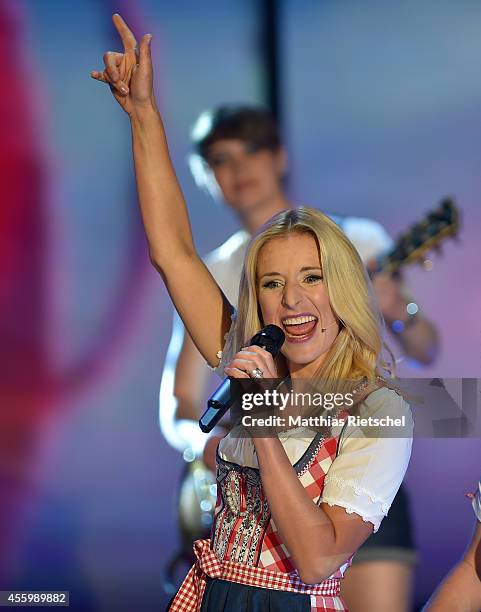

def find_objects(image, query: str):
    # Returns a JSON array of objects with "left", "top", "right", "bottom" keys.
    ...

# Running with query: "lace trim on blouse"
[
  {"left": 320, "top": 474, "right": 391, "bottom": 532},
  {"left": 320, "top": 496, "right": 384, "bottom": 533},
  {"left": 323, "top": 475, "right": 391, "bottom": 512}
]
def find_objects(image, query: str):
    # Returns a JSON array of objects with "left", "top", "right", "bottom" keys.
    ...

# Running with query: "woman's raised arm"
[{"left": 91, "top": 14, "right": 232, "bottom": 365}]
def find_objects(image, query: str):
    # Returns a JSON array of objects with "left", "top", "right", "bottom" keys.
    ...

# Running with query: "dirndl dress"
[
  {"left": 169, "top": 387, "right": 412, "bottom": 612},
  {"left": 170, "top": 430, "right": 351, "bottom": 612}
]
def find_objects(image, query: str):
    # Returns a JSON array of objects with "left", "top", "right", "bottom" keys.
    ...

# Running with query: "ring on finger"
[{"left": 250, "top": 367, "right": 263, "bottom": 379}]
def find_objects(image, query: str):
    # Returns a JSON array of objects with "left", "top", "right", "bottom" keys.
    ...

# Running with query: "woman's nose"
[{"left": 281, "top": 284, "right": 303, "bottom": 309}]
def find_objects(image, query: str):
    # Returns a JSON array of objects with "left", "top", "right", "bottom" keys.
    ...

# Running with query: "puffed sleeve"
[
  {"left": 207, "top": 309, "right": 238, "bottom": 378},
  {"left": 473, "top": 478, "right": 481, "bottom": 522},
  {"left": 320, "top": 387, "right": 413, "bottom": 532}
]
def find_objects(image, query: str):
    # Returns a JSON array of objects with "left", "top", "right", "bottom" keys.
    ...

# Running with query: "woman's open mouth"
[{"left": 281, "top": 314, "right": 318, "bottom": 343}]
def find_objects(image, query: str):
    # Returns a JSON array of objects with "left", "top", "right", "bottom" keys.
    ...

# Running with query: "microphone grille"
[{"left": 250, "top": 324, "right": 285, "bottom": 355}]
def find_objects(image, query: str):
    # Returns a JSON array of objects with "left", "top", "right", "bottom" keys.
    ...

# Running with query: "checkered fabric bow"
[{"left": 169, "top": 539, "right": 220, "bottom": 612}]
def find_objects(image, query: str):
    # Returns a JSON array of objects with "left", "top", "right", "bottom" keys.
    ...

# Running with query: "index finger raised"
[{"left": 112, "top": 13, "right": 137, "bottom": 51}]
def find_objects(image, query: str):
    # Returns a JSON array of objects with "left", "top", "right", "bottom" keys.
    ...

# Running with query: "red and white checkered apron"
[{"left": 169, "top": 538, "right": 346, "bottom": 612}]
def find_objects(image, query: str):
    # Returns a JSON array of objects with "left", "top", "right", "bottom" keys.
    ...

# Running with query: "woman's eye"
[
  {"left": 262, "top": 280, "right": 282, "bottom": 289},
  {"left": 305, "top": 274, "right": 323, "bottom": 284}
]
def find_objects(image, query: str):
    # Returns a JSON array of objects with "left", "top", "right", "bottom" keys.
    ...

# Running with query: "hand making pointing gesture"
[{"left": 90, "top": 14, "right": 155, "bottom": 115}]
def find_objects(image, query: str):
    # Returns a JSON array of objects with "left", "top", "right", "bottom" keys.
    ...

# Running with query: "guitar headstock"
[{"left": 377, "top": 198, "right": 460, "bottom": 275}]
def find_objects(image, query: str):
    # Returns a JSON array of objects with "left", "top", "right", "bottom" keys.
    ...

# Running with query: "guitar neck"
[{"left": 371, "top": 198, "right": 460, "bottom": 276}]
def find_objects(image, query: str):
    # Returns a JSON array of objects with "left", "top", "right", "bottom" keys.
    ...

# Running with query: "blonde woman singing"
[{"left": 91, "top": 15, "right": 412, "bottom": 611}]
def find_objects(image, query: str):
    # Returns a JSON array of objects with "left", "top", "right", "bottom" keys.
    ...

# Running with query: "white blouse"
[
  {"left": 218, "top": 386, "right": 413, "bottom": 533},
  {"left": 318, "top": 387, "right": 413, "bottom": 532}
]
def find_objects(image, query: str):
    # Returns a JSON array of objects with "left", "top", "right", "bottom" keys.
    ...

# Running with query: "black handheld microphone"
[{"left": 199, "top": 324, "right": 285, "bottom": 433}]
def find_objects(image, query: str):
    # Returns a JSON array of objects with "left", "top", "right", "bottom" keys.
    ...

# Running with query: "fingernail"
[{"left": 121, "top": 85, "right": 128, "bottom": 95}]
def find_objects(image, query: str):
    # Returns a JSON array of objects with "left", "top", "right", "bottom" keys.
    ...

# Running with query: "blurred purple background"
[{"left": 0, "top": 1, "right": 480, "bottom": 610}]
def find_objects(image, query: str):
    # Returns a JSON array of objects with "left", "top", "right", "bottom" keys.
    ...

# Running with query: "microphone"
[{"left": 199, "top": 324, "right": 285, "bottom": 433}]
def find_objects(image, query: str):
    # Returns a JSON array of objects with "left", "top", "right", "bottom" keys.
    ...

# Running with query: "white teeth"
[
  {"left": 282, "top": 315, "right": 317, "bottom": 326},
  {"left": 286, "top": 331, "right": 309, "bottom": 339}
]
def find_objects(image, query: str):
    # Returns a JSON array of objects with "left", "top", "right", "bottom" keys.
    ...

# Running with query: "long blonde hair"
[{"left": 236, "top": 207, "right": 387, "bottom": 382}]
